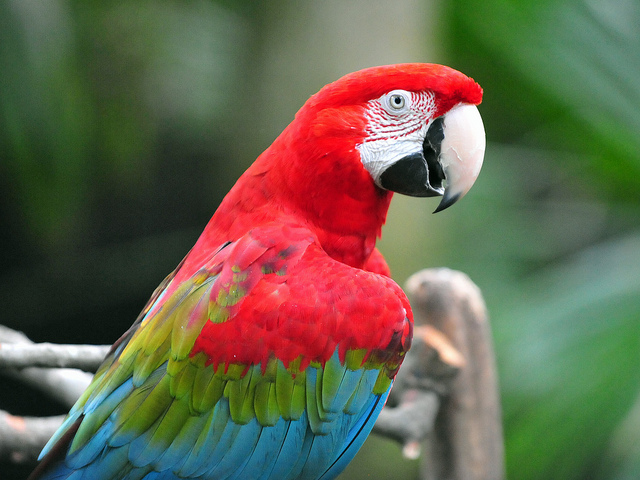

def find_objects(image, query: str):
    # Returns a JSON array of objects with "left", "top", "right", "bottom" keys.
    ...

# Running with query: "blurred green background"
[{"left": 1, "top": 0, "right": 639, "bottom": 479}]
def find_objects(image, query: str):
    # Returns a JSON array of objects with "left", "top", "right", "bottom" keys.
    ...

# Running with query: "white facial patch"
[{"left": 357, "top": 91, "right": 437, "bottom": 183}]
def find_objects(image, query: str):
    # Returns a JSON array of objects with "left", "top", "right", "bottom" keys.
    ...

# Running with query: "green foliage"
[
  {"left": 0, "top": 1, "right": 248, "bottom": 254},
  {"left": 450, "top": 0, "right": 640, "bottom": 199},
  {"left": 441, "top": 1, "right": 640, "bottom": 479}
]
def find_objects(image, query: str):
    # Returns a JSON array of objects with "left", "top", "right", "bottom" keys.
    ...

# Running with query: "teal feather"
[
  {"left": 265, "top": 416, "right": 308, "bottom": 479},
  {"left": 204, "top": 418, "right": 262, "bottom": 479},
  {"left": 153, "top": 411, "right": 210, "bottom": 471},
  {"left": 175, "top": 409, "right": 218, "bottom": 477},
  {"left": 232, "top": 417, "right": 288, "bottom": 480},
  {"left": 343, "top": 368, "right": 379, "bottom": 415},
  {"left": 321, "top": 351, "right": 365, "bottom": 415},
  {"left": 191, "top": 398, "right": 243, "bottom": 477},
  {"left": 81, "top": 446, "right": 129, "bottom": 480}
]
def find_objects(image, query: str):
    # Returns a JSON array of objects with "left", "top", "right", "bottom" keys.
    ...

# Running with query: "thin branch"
[
  {"left": 0, "top": 343, "right": 110, "bottom": 371},
  {"left": 0, "top": 410, "right": 64, "bottom": 464},
  {"left": 3, "top": 367, "right": 94, "bottom": 410},
  {"left": 0, "top": 326, "right": 98, "bottom": 408},
  {"left": 0, "top": 325, "right": 32, "bottom": 344}
]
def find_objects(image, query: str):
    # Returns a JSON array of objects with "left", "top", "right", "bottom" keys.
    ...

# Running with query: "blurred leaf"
[
  {"left": 0, "top": 0, "right": 248, "bottom": 252},
  {"left": 597, "top": 395, "right": 640, "bottom": 480},
  {"left": 449, "top": 0, "right": 640, "bottom": 201},
  {"left": 496, "top": 233, "right": 640, "bottom": 480},
  {"left": 444, "top": 1, "right": 640, "bottom": 479},
  {"left": 0, "top": 0, "right": 93, "bottom": 250}
]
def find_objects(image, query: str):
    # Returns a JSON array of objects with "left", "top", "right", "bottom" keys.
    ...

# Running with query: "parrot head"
[{"left": 299, "top": 63, "right": 485, "bottom": 213}]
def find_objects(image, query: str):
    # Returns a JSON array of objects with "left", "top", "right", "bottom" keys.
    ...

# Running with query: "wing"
[{"left": 33, "top": 223, "right": 411, "bottom": 480}]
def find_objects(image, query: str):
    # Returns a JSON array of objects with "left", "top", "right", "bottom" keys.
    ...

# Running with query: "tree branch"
[
  {"left": 0, "top": 343, "right": 110, "bottom": 371},
  {"left": 394, "top": 268, "right": 505, "bottom": 480},
  {"left": 0, "top": 326, "right": 104, "bottom": 466},
  {"left": 3, "top": 367, "right": 94, "bottom": 410},
  {"left": 0, "top": 326, "right": 101, "bottom": 407},
  {"left": 373, "top": 390, "right": 440, "bottom": 460},
  {"left": 0, "top": 411, "right": 65, "bottom": 464}
]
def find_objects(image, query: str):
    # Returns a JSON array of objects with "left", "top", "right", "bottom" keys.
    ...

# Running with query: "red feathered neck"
[{"left": 195, "top": 107, "right": 392, "bottom": 270}]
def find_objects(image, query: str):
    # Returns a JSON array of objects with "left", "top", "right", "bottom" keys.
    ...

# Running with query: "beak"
[
  {"left": 432, "top": 104, "right": 485, "bottom": 213},
  {"left": 377, "top": 103, "right": 485, "bottom": 213}
]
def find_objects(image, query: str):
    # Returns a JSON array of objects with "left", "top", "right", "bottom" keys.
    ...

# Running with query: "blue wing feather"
[
  {"left": 264, "top": 415, "right": 309, "bottom": 480},
  {"left": 175, "top": 409, "right": 218, "bottom": 477},
  {"left": 319, "top": 385, "right": 392, "bottom": 480},
  {"left": 204, "top": 417, "right": 262, "bottom": 479},
  {"left": 226, "top": 416, "right": 287, "bottom": 480}
]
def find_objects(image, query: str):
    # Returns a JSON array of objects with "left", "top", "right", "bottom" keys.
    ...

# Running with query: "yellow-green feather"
[
  {"left": 141, "top": 397, "right": 192, "bottom": 455},
  {"left": 321, "top": 352, "right": 347, "bottom": 413},
  {"left": 344, "top": 348, "right": 368, "bottom": 370},
  {"left": 171, "top": 280, "right": 214, "bottom": 360},
  {"left": 275, "top": 360, "right": 306, "bottom": 420},
  {"left": 114, "top": 373, "right": 173, "bottom": 443},
  {"left": 225, "top": 367, "right": 260, "bottom": 424},
  {"left": 252, "top": 359, "right": 279, "bottom": 426},
  {"left": 170, "top": 358, "right": 200, "bottom": 401},
  {"left": 254, "top": 379, "right": 279, "bottom": 426},
  {"left": 372, "top": 369, "right": 393, "bottom": 395},
  {"left": 305, "top": 368, "right": 331, "bottom": 434},
  {"left": 191, "top": 370, "right": 226, "bottom": 414}
]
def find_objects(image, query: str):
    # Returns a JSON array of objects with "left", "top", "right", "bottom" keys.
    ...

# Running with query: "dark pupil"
[{"left": 393, "top": 96, "right": 402, "bottom": 105}]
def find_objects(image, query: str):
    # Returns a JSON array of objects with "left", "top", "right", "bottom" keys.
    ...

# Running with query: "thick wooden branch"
[
  {"left": 403, "top": 268, "right": 504, "bottom": 480},
  {"left": 373, "top": 323, "right": 465, "bottom": 457},
  {"left": 373, "top": 390, "right": 440, "bottom": 460}
]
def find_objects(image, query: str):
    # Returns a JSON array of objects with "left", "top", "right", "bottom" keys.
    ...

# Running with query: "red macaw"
[{"left": 29, "top": 63, "right": 485, "bottom": 480}]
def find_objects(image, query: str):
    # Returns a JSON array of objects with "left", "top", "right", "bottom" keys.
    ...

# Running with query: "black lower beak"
[
  {"left": 378, "top": 152, "right": 437, "bottom": 197},
  {"left": 378, "top": 116, "right": 446, "bottom": 198}
]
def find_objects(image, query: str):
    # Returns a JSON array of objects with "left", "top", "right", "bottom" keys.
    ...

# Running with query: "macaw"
[{"left": 29, "top": 63, "right": 485, "bottom": 480}]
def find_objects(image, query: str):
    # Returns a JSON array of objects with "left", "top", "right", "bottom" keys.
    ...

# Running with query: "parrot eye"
[
  {"left": 390, "top": 95, "right": 405, "bottom": 109},
  {"left": 383, "top": 90, "right": 411, "bottom": 114}
]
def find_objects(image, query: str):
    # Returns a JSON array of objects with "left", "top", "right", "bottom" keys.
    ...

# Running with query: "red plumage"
[
  {"left": 189, "top": 224, "right": 411, "bottom": 370},
  {"left": 153, "top": 63, "right": 482, "bottom": 367}
]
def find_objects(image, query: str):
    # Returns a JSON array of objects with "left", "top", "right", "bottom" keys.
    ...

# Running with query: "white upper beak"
[{"left": 434, "top": 103, "right": 486, "bottom": 212}]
